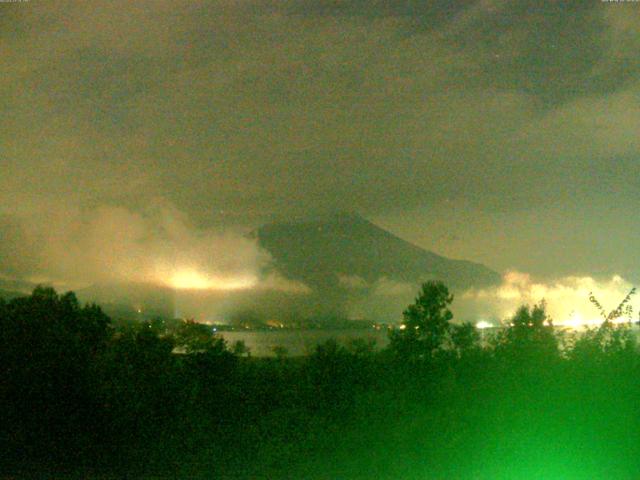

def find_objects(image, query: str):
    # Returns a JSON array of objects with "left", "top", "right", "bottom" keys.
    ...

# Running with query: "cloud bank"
[
  {"left": 460, "top": 271, "right": 639, "bottom": 327},
  {"left": 0, "top": 201, "right": 266, "bottom": 290},
  {"left": 338, "top": 271, "right": 639, "bottom": 328},
  {"left": 1, "top": 0, "right": 639, "bottom": 288}
]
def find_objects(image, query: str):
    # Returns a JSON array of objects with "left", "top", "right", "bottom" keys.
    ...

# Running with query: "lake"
[
  {"left": 219, "top": 329, "right": 391, "bottom": 357},
  {"left": 219, "top": 324, "right": 640, "bottom": 356}
]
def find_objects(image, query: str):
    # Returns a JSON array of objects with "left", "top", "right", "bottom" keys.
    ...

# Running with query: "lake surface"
[
  {"left": 219, "top": 324, "right": 640, "bottom": 356},
  {"left": 219, "top": 329, "right": 390, "bottom": 357}
]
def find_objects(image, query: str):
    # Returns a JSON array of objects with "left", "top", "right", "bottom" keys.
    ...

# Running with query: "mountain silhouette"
[
  {"left": 1, "top": 213, "right": 501, "bottom": 322},
  {"left": 255, "top": 212, "right": 500, "bottom": 292}
]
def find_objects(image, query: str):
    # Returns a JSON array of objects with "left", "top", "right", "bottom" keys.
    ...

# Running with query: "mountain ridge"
[{"left": 255, "top": 212, "right": 501, "bottom": 292}]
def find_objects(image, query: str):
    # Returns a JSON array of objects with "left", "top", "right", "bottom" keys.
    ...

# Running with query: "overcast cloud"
[{"left": 1, "top": 0, "right": 639, "bottom": 285}]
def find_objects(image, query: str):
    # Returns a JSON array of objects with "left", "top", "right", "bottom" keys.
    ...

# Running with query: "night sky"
[{"left": 2, "top": 0, "right": 640, "bottom": 289}]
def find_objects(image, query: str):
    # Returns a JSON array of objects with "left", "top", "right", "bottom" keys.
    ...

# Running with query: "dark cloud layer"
[{"left": 1, "top": 0, "right": 639, "bottom": 284}]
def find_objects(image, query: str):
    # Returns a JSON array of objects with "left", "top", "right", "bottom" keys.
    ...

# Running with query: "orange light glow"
[{"left": 167, "top": 269, "right": 257, "bottom": 291}]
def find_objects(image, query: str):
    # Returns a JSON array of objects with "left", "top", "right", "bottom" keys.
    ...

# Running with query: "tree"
[
  {"left": 232, "top": 339, "right": 251, "bottom": 357},
  {"left": 389, "top": 281, "right": 455, "bottom": 361},
  {"left": 174, "top": 319, "right": 228, "bottom": 354},
  {"left": 570, "top": 321, "right": 636, "bottom": 364},
  {"left": 493, "top": 302, "right": 559, "bottom": 365},
  {"left": 0, "top": 287, "right": 112, "bottom": 463},
  {"left": 450, "top": 321, "right": 481, "bottom": 358},
  {"left": 271, "top": 345, "right": 289, "bottom": 360}
]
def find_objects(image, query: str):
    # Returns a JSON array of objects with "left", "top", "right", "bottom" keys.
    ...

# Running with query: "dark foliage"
[
  {"left": 2, "top": 284, "right": 640, "bottom": 479},
  {"left": 388, "top": 280, "right": 454, "bottom": 361}
]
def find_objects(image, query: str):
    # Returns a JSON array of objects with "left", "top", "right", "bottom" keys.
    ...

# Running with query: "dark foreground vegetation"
[{"left": 2, "top": 283, "right": 640, "bottom": 479}]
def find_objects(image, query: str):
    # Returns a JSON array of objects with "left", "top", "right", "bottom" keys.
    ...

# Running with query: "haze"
[{"left": 1, "top": 0, "right": 639, "bottom": 320}]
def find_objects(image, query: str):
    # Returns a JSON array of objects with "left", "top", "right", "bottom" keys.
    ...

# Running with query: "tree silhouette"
[
  {"left": 493, "top": 302, "right": 559, "bottom": 365},
  {"left": 589, "top": 287, "right": 636, "bottom": 322},
  {"left": 389, "top": 281, "right": 455, "bottom": 361},
  {"left": 570, "top": 321, "right": 636, "bottom": 363},
  {"left": 450, "top": 321, "right": 481, "bottom": 358},
  {"left": 174, "top": 319, "right": 228, "bottom": 354},
  {"left": 0, "top": 286, "right": 111, "bottom": 463}
]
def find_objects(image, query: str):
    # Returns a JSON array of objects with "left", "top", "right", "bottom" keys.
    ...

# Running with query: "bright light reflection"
[
  {"left": 463, "top": 272, "right": 639, "bottom": 330},
  {"left": 168, "top": 269, "right": 257, "bottom": 291},
  {"left": 556, "top": 311, "right": 631, "bottom": 329},
  {"left": 476, "top": 320, "right": 493, "bottom": 330}
]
